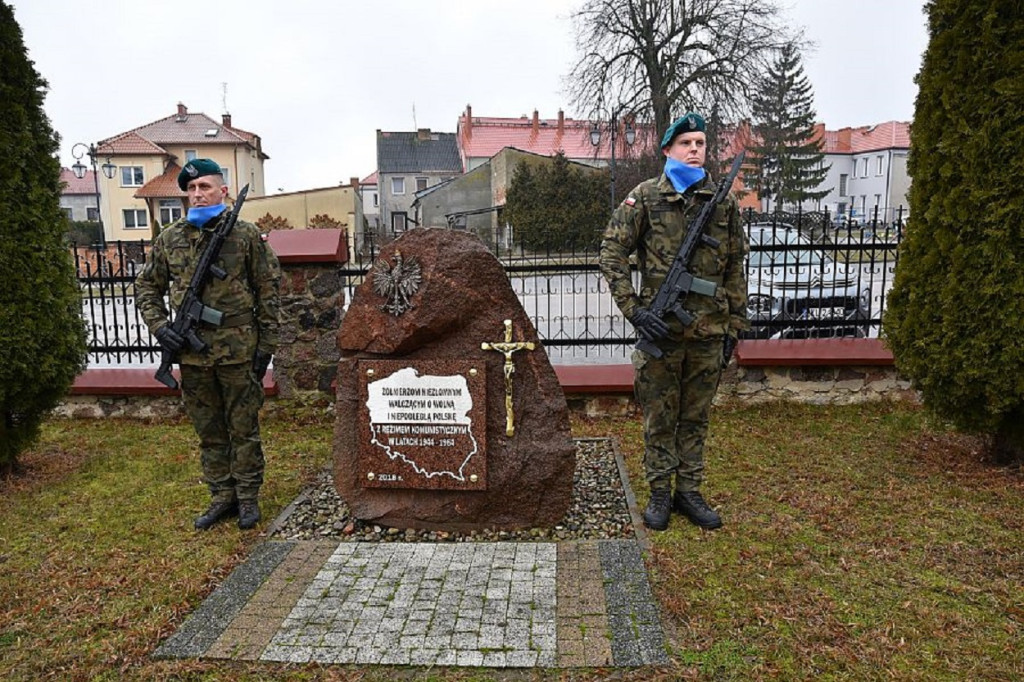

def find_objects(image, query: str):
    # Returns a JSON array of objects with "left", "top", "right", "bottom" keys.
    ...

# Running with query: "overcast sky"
[{"left": 11, "top": 0, "right": 928, "bottom": 194}]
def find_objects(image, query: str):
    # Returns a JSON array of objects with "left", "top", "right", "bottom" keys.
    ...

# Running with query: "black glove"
[
  {"left": 155, "top": 325, "right": 184, "bottom": 354},
  {"left": 722, "top": 335, "right": 738, "bottom": 368},
  {"left": 252, "top": 350, "right": 273, "bottom": 381},
  {"left": 629, "top": 307, "right": 670, "bottom": 342}
]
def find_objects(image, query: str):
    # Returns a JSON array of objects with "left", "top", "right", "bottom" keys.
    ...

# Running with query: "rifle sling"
[{"left": 202, "top": 311, "right": 253, "bottom": 328}]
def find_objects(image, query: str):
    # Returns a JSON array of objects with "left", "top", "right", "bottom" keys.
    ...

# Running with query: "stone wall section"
[
  {"left": 273, "top": 264, "right": 345, "bottom": 398},
  {"left": 564, "top": 364, "right": 918, "bottom": 418}
]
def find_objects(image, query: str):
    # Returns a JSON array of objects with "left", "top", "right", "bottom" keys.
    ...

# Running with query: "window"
[
  {"left": 859, "top": 159, "right": 868, "bottom": 177},
  {"left": 220, "top": 166, "right": 232, "bottom": 189},
  {"left": 874, "top": 194, "right": 882, "bottom": 208},
  {"left": 876, "top": 155, "right": 884, "bottom": 175},
  {"left": 86, "top": 207, "right": 99, "bottom": 221},
  {"left": 185, "top": 149, "right": 198, "bottom": 162},
  {"left": 159, "top": 199, "right": 183, "bottom": 225},
  {"left": 62, "top": 207, "right": 73, "bottom": 220},
  {"left": 391, "top": 177, "right": 405, "bottom": 195},
  {"left": 416, "top": 177, "right": 428, "bottom": 192},
  {"left": 121, "top": 166, "right": 144, "bottom": 186},
  {"left": 392, "top": 212, "right": 407, "bottom": 233},
  {"left": 372, "top": 192, "right": 378, "bottom": 207},
  {"left": 839, "top": 174, "right": 848, "bottom": 196},
  {"left": 837, "top": 202, "right": 847, "bottom": 217},
  {"left": 123, "top": 208, "right": 147, "bottom": 229}
]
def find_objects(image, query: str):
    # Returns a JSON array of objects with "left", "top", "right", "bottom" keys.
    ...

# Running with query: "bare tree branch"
[{"left": 567, "top": 0, "right": 798, "bottom": 156}]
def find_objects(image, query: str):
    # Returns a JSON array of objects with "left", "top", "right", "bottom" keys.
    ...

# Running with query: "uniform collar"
[{"left": 658, "top": 172, "right": 713, "bottom": 201}]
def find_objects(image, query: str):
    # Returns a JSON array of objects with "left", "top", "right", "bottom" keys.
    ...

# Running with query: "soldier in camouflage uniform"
[
  {"left": 135, "top": 159, "right": 281, "bottom": 531},
  {"left": 600, "top": 113, "right": 748, "bottom": 531}
]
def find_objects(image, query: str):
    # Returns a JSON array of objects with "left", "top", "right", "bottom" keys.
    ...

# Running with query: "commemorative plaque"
[{"left": 358, "top": 360, "right": 486, "bottom": 490}]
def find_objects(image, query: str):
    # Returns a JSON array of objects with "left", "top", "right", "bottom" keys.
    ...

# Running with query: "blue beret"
[
  {"left": 660, "top": 112, "right": 706, "bottom": 148},
  {"left": 177, "top": 158, "right": 224, "bottom": 191}
]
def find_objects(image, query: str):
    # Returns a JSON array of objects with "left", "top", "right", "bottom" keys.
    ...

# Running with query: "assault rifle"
[
  {"left": 154, "top": 184, "right": 250, "bottom": 389},
  {"left": 636, "top": 152, "right": 746, "bottom": 359}
]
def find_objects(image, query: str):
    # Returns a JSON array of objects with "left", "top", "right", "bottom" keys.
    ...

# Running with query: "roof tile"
[
  {"left": 59, "top": 168, "right": 97, "bottom": 195},
  {"left": 134, "top": 162, "right": 186, "bottom": 199},
  {"left": 96, "top": 131, "right": 167, "bottom": 156}
]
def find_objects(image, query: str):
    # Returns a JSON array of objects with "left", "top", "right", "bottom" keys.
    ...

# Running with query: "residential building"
[
  {"left": 771, "top": 121, "right": 911, "bottom": 220},
  {"left": 456, "top": 103, "right": 648, "bottom": 172},
  {"left": 59, "top": 167, "right": 99, "bottom": 222},
  {"left": 820, "top": 121, "right": 911, "bottom": 222},
  {"left": 376, "top": 129, "right": 462, "bottom": 236},
  {"left": 359, "top": 171, "right": 379, "bottom": 236},
  {"left": 93, "top": 102, "right": 268, "bottom": 241},
  {"left": 238, "top": 182, "right": 363, "bottom": 259},
  {"left": 414, "top": 147, "right": 604, "bottom": 249}
]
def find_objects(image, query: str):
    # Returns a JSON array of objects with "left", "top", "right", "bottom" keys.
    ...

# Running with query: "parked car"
[{"left": 741, "top": 223, "right": 870, "bottom": 339}]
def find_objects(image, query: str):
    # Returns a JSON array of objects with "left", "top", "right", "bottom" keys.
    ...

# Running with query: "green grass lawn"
[{"left": 1, "top": 401, "right": 1021, "bottom": 681}]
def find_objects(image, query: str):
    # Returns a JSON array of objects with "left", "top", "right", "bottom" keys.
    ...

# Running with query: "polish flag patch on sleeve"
[{"left": 624, "top": 196, "right": 636, "bottom": 206}]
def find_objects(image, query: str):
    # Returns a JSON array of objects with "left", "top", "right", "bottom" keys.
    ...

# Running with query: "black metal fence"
[{"left": 76, "top": 207, "right": 905, "bottom": 367}]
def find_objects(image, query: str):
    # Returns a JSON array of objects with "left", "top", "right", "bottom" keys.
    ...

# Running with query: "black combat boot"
[
  {"left": 673, "top": 490, "right": 722, "bottom": 529},
  {"left": 194, "top": 498, "right": 238, "bottom": 530},
  {"left": 238, "top": 500, "right": 261, "bottom": 530},
  {"left": 642, "top": 489, "right": 672, "bottom": 531}
]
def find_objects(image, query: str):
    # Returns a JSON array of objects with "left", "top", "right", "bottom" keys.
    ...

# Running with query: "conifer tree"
[
  {"left": 749, "top": 43, "right": 831, "bottom": 211},
  {"left": 0, "top": 2, "right": 87, "bottom": 473},
  {"left": 884, "top": 0, "right": 1024, "bottom": 464},
  {"left": 504, "top": 152, "right": 607, "bottom": 250}
]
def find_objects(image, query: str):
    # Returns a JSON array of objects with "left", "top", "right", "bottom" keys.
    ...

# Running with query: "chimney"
[
  {"left": 558, "top": 109, "right": 564, "bottom": 135},
  {"left": 837, "top": 127, "right": 853, "bottom": 152},
  {"left": 222, "top": 113, "right": 232, "bottom": 128},
  {"left": 532, "top": 109, "right": 539, "bottom": 136},
  {"left": 465, "top": 103, "right": 473, "bottom": 137},
  {"left": 176, "top": 102, "right": 187, "bottom": 121},
  {"left": 417, "top": 128, "right": 431, "bottom": 141},
  {"left": 350, "top": 176, "right": 360, "bottom": 189}
]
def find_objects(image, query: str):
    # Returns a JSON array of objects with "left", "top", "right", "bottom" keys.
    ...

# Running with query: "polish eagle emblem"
[{"left": 372, "top": 250, "right": 422, "bottom": 316}]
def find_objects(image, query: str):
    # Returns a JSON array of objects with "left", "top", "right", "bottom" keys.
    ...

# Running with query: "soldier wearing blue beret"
[
  {"left": 600, "top": 113, "right": 749, "bottom": 531},
  {"left": 137, "top": 159, "right": 281, "bottom": 531}
]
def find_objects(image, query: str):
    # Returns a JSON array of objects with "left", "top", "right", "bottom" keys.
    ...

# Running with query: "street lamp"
[
  {"left": 71, "top": 142, "right": 116, "bottom": 247},
  {"left": 589, "top": 110, "right": 636, "bottom": 214}
]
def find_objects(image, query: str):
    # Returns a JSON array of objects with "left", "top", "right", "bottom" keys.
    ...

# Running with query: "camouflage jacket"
[
  {"left": 135, "top": 212, "right": 281, "bottom": 366},
  {"left": 599, "top": 172, "right": 749, "bottom": 339}
]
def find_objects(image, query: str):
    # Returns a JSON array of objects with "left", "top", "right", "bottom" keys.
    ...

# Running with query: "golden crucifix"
[{"left": 481, "top": 319, "right": 536, "bottom": 436}]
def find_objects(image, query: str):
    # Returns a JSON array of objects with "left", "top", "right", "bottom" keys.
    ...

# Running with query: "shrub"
[
  {"left": 0, "top": 3, "right": 88, "bottom": 473},
  {"left": 883, "top": 0, "right": 1024, "bottom": 463},
  {"left": 255, "top": 213, "right": 292, "bottom": 231}
]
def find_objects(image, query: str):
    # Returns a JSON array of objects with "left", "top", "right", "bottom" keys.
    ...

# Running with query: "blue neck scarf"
[
  {"left": 187, "top": 203, "right": 227, "bottom": 227},
  {"left": 664, "top": 157, "right": 706, "bottom": 194}
]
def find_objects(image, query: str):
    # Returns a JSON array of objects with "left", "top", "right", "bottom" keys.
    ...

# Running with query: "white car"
[{"left": 742, "top": 223, "right": 871, "bottom": 339}]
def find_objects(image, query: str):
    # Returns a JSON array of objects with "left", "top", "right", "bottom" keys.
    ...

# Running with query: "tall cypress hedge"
[
  {"left": 0, "top": 2, "right": 87, "bottom": 472},
  {"left": 884, "top": 0, "right": 1024, "bottom": 463}
]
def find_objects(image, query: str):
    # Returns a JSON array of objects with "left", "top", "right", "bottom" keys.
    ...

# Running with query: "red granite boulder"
[{"left": 334, "top": 228, "right": 575, "bottom": 531}]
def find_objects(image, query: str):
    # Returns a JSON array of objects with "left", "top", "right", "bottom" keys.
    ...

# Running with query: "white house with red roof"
[
  {"left": 91, "top": 102, "right": 268, "bottom": 241},
  {"left": 811, "top": 121, "right": 911, "bottom": 221},
  {"left": 358, "top": 171, "right": 378, "bottom": 233},
  {"left": 59, "top": 167, "right": 99, "bottom": 222}
]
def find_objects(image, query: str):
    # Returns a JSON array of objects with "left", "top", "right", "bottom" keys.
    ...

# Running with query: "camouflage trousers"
[
  {"left": 180, "top": 362, "right": 265, "bottom": 502},
  {"left": 632, "top": 337, "right": 724, "bottom": 493}
]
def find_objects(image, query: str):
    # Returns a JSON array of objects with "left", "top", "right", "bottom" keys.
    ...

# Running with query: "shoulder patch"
[{"left": 624, "top": 197, "right": 636, "bottom": 206}]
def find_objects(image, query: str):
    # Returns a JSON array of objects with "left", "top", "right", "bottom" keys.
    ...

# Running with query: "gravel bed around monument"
[{"left": 270, "top": 438, "right": 635, "bottom": 542}]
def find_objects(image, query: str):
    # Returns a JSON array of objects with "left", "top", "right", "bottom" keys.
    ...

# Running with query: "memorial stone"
[{"left": 334, "top": 228, "right": 575, "bottom": 531}]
